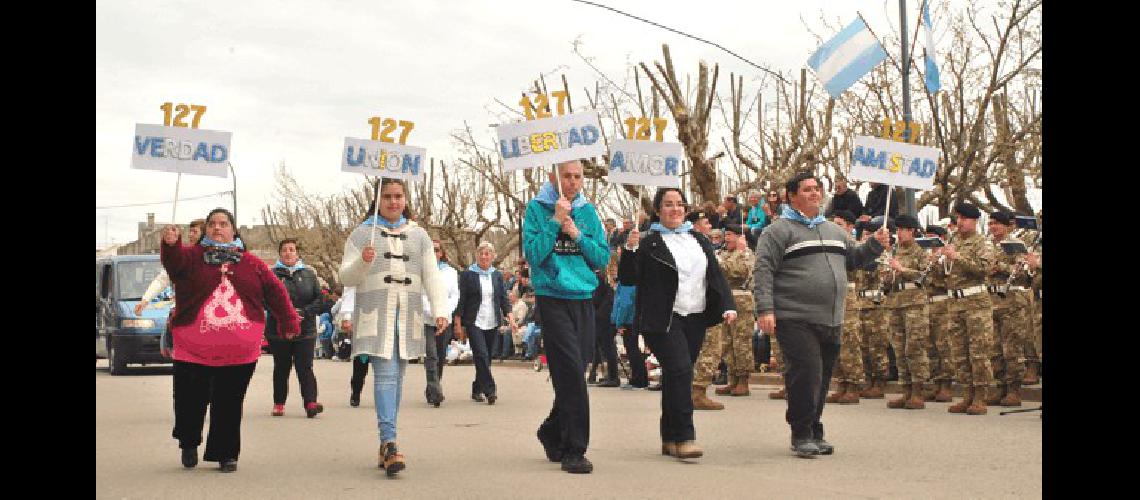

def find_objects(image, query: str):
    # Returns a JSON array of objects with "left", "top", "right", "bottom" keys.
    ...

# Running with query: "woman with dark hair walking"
[
  {"left": 161, "top": 208, "right": 300, "bottom": 472},
  {"left": 266, "top": 238, "right": 328, "bottom": 418},
  {"left": 619, "top": 188, "right": 737, "bottom": 461},
  {"left": 338, "top": 179, "right": 450, "bottom": 477}
]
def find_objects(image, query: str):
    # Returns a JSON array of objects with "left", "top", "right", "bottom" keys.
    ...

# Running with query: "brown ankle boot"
[
  {"left": 838, "top": 385, "right": 861, "bottom": 404},
  {"left": 769, "top": 385, "right": 786, "bottom": 399},
  {"left": 675, "top": 440, "right": 703, "bottom": 459},
  {"left": 692, "top": 385, "right": 724, "bottom": 410},
  {"left": 731, "top": 374, "right": 751, "bottom": 396},
  {"left": 887, "top": 384, "right": 911, "bottom": 409},
  {"left": 714, "top": 376, "right": 734, "bottom": 396},
  {"left": 1000, "top": 382, "right": 1022, "bottom": 407},
  {"left": 967, "top": 387, "right": 989, "bottom": 415},
  {"left": 934, "top": 380, "right": 953, "bottom": 402},
  {"left": 948, "top": 386, "right": 974, "bottom": 413},
  {"left": 922, "top": 383, "right": 938, "bottom": 401},
  {"left": 983, "top": 384, "right": 1005, "bottom": 405},
  {"left": 905, "top": 383, "right": 926, "bottom": 409},
  {"left": 826, "top": 382, "right": 847, "bottom": 403},
  {"left": 1021, "top": 364, "right": 1039, "bottom": 385},
  {"left": 860, "top": 377, "right": 885, "bottom": 399}
]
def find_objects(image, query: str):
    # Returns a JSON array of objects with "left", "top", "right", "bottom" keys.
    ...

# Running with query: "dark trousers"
[
  {"left": 269, "top": 338, "right": 318, "bottom": 406},
  {"left": 172, "top": 360, "right": 256, "bottom": 462},
  {"left": 642, "top": 313, "right": 705, "bottom": 442},
  {"left": 350, "top": 355, "right": 369, "bottom": 399},
  {"left": 778, "top": 319, "right": 842, "bottom": 440},
  {"left": 622, "top": 330, "right": 648, "bottom": 387},
  {"left": 591, "top": 319, "right": 619, "bottom": 381},
  {"left": 535, "top": 296, "right": 595, "bottom": 456},
  {"left": 432, "top": 324, "right": 453, "bottom": 378},
  {"left": 466, "top": 326, "right": 498, "bottom": 396},
  {"left": 493, "top": 329, "right": 515, "bottom": 359},
  {"left": 423, "top": 325, "right": 445, "bottom": 402}
]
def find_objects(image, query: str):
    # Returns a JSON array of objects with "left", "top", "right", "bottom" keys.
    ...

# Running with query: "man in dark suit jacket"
[{"left": 453, "top": 242, "right": 510, "bottom": 404}]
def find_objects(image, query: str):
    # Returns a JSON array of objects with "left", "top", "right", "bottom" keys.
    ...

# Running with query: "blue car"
[{"left": 96, "top": 255, "right": 173, "bottom": 375}]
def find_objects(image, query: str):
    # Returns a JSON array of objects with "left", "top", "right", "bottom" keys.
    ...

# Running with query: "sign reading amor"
[
  {"left": 607, "top": 139, "right": 683, "bottom": 188},
  {"left": 496, "top": 110, "right": 606, "bottom": 172},
  {"left": 341, "top": 138, "right": 427, "bottom": 183},
  {"left": 131, "top": 124, "right": 231, "bottom": 178},
  {"left": 848, "top": 135, "right": 940, "bottom": 190}
]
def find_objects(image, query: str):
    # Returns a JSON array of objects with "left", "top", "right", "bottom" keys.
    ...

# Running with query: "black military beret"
[
  {"left": 954, "top": 202, "right": 981, "bottom": 219},
  {"left": 832, "top": 209, "right": 857, "bottom": 225},
  {"left": 895, "top": 214, "right": 922, "bottom": 230},
  {"left": 925, "top": 225, "right": 948, "bottom": 237},
  {"left": 868, "top": 215, "right": 896, "bottom": 232},
  {"left": 723, "top": 223, "right": 745, "bottom": 235},
  {"left": 989, "top": 211, "right": 1014, "bottom": 225},
  {"left": 685, "top": 211, "right": 709, "bottom": 223}
]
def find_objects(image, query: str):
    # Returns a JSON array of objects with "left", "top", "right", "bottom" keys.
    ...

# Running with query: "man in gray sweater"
[{"left": 753, "top": 171, "right": 890, "bottom": 458}]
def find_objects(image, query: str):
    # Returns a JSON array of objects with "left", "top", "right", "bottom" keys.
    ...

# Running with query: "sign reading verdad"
[{"left": 131, "top": 124, "right": 231, "bottom": 178}]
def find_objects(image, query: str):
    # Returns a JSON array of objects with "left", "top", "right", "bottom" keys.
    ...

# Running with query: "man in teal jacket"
[{"left": 524, "top": 159, "right": 610, "bottom": 474}]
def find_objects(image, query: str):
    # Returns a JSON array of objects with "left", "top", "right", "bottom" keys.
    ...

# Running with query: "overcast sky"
[{"left": 96, "top": 0, "right": 972, "bottom": 248}]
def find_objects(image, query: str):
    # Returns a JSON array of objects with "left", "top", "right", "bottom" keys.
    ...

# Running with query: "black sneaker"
[
  {"left": 648, "top": 383, "right": 663, "bottom": 391},
  {"left": 790, "top": 439, "right": 819, "bottom": 459},
  {"left": 560, "top": 454, "right": 593, "bottom": 474},
  {"left": 350, "top": 395, "right": 360, "bottom": 407},
  {"left": 472, "top": 392, "right": 485, "bottom": 403},
  {"left": 597, "top": 379, "right": 621, "bottom": 388},
  {"left": 536, "top": 428, "right": 563, "bottom": 462},
  {"left": 814, "top": 438, "right": 835, "bottom": 455},
  {"left": 219, "top": 459, "right": 238, "bottom": 472},
  {"left": 181, "top": 447, "right": 198, "bottom": 468}
]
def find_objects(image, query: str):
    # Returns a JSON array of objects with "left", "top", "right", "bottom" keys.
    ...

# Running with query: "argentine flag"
[
  {"left": 807, "top": 17, "right": 888, "bottom": 99},
  {"left": 922, "top": 1, "right": 941, "bottom": 93}
]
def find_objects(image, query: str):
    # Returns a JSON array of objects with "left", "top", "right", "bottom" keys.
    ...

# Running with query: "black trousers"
[
  {"left": 423, "top": 325, "right": 445, "bottom": 403},
  {"left": 777, "top": 319, "right": 842, "bottom": 440},
  {"left": 642, "top": 313, "right": 705, "bottom": 442},
  {"left": 433, "top": 324, "right": 453, "bottom": 379},
  {"left": 622, "top": 330, "right": 648, "bottom": 387},
  {"left": 172, "top": 360, "right": 257, "bottom": 462},
  {"left": 591, "top": 319, "right": 619, "bottom": 381},
  {"left": 466, "top": 326, "right": 498, "bottom": 397},
  {"left": 269, "top": 338, "right": 318, "bottom": 406},
  {"left": 535, "top": 296, "right": 595, "bottom": 456},
  {"left": 350, "top": 353, "right": 370, "bottom": 399}
]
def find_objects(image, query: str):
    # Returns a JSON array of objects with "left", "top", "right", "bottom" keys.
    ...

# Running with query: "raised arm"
[{"left": 159, "top": 226, "right": 195, "bottom": 278}]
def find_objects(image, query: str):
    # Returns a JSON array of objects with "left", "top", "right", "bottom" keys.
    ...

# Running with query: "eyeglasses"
[{"left": 433, "top": 247, "right": 442, "bottom": 253}]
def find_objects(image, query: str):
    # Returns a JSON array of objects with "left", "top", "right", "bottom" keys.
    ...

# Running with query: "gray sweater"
[{"left": 752, "top": 217, "right": 884, "bottom": 327}]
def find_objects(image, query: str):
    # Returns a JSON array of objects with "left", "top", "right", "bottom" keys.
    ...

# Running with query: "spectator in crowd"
[
  {"left": 722, "top": 196, "right": 743, "bottom": 228},
  {"left": 588, "top": 269, "right": 620, "bottom": 387},
  {"left": 763, "top": 191, "right": 781, "bottom": 222},
  {"left": 861, "top": 182, "right": 899, "bottom": 221},
  {"left": 266, "top": 238, "right": 328, "bottom": 419},
  {"left": 454, "top": 241, "right": 510, "bottom": 404},
  {"left": 610, "top": 218, "right": 634, "bottom": 249},
  {"left": 744, "top": 192, "right": 767, "bottom": 240},
  {"left": 423, "top": 239, "right": 461, "bottom": 407},
  {"left": 507, "top": 290, "right": 529, "bottom": 360},
  {"left": 824, "top": 176, "right": 864, "bottom": 219},
  {"left": 160, "top": 208, "right": 299, "bottom": 472},
  {"left": 604, "top": 218, "right": 621, "bottom": 250},
  {"left": 709, "top": 228, "right": 725, "bottom": 251},
  {"left": 503, "top": 269, "right": 518, "bottom": 296},
  {"left": 337, "top": 178, "right": 450, "bottom": 477},
  {"left": 611, "top": 248, "right": 647, "bottom": 390},
  {"left": 317, "top": 310, "right": 335, "bottom": 359}
]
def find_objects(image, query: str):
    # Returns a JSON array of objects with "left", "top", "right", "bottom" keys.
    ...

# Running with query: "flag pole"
[{"left": 899, "top": 0, "right": 917, "bottom": 217}]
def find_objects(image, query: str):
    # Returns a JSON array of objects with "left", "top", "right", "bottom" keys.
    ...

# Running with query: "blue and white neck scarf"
[
  {"left": 781, "top": 205, "right": 827, "bottom": 229},
  {"left": 533, "top": 181, "right": 588, "bottom": 209},
  {"left": 649, "top": 221, "right": 693, "bottom": 235},
  {"left": 468, "top": 263, "right": 496, "bottom": 277},
  {"left": 274, "top": 259, "right": 305, "bottom": 272},
  {"left": 363, "top": 215, "right": 407, "bottom": 229},
  {"left": 200, "top": 236, "right": 245, "bottom": 249}
]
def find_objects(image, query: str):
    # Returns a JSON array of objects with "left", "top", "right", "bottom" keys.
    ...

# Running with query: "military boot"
[
  {"left": 730, "top": 374, "right": 751, "bottom": 396},
  {"left": 948, "top": 386, "right": 974, "bottom": 413},
  {"left": 860, "top": 377, "right": 885, "bottom": 399},
  {"left": 838, "top": 385, "right": 861, "bottom": 404},
  {"left": 769, "top": 384, "right": 786, "bottom": 400},
  {"left": 826, "top": 382, "right": 847, "bottom": 404},
  {"left": 922, "top": 382, "right": 938, "bottom": 401},
  {"left": 715, "top": 376, "right": 735, "bottom": 396},
  {"left": 905, "top": 383, "right": 926, "bottom": 409},
  {"left": 692, "top": 385, "right": 724, "bottom": 410},
  {"left": 983, "top": 384, "right": 1005, "bottom": 405},
  {"left": 887, "top": 383, "right": 911, "bottom": 409},
  {"left": 934, "top": 380, "right": 954, "bottom": 402},
  {"left": 1000, "top": 382, "right": 1022, "bottom": 407},
  {"left": 1021, "top": 364, "right": 1039, "bottom": 385},
  {"left": 967, "top": 387, "right": 989, "bottom": 415}
]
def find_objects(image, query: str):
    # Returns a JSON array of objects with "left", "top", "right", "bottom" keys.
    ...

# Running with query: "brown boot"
[
  {"left": 675, "top": 440, "right": 703, "bottom": 459},
  {"left": 1021, "top": 364, "right": 1039, "bottom": 385},
  {"left": 661, "top": 441, "right": 677, "bottom": 456},
  {"left": 922, "top": 383, "right": 938, "bottom": 401},
  {"left": 769, "top": 385, "right": 786, "bottom": 400},
  {"left": 887, "top": 384, "right": 911, "bottom": 409},
  {"left": 731, "top": 374, "right": 751, "bottom": 396},
  {"left": 715, "top": 376, "right": 734, "bottom": 396},
  {"left": 826, "top": 382, "right": 847, "bottom": 403},
  {"left": 934, "top": 380, "right": 953, "bottom": 402},
  {"left": 948, "top": 386, "right": 974, "bottom": 413},
  {"left": 905, "top": 383, "right": 926, "bottom": 409},
  {"left": 1000, "top": 382, "right": 1022, "bottom": 407},
  {"left": 838, "top": 385, "right": 861, "bottom": 404},
  {"left": 692, "top": 385, "right": 724, "bottom": 410},
  {"left": 860, "top": 377, "right": 885, "bottom": 399},
  {"left": 983, "top": 384, "right": 1005, "bottom": 405},
  {"left": 967, "top": 387, "right": 989, "bottom": 415}
]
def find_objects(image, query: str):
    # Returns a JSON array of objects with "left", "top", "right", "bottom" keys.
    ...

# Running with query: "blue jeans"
[
  {"left": 371, "top": 328, "right": 407, "bottom": 443},
  {"left": 523, "top": 323, "right": 542, "bottom": 358}
]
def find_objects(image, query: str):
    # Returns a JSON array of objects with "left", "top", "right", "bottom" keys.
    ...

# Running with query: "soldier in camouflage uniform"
[
  {"left": 856, "top": 221, "right": 892, "bottom": 399},
  {"left": 983, "top": 212, "right": 1034, "bottom": 407},
  {"left": 693, "top": 224, "right": 756, "bottom": 409},
  {"left": 881, "top": 215, "right": 931, "bottom": 410},
  {"left": 922, "top": 225, "right": 955, "bottom": 402},
  {"left": 826, "top": 210, "right": 864, "bottom": 405},
  {"left": 1016, "top": 227, "right": 1042, "bottom": 385},
  {"left": 934, "top": 203, "right": 996, "bottom": 415}
]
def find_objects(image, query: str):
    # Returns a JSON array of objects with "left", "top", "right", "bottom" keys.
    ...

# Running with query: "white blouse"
[{"left": 661, "top": 233, "right": 708, "bottom": 316}]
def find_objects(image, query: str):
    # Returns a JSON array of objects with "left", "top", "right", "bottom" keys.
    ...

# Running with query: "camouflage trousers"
[
  {"left": 834, "top": 307, "right": 865, "bottom": 384},
  {"left": 694, "top": 294, "right": 755, "bottom": 385},
  {"left": 927, "top": 298, "right": 955, "bottom": 382},
  {"left": 859, "top": 306, "right": 891, "bottom": 379},
  {"left": 888, "top": 302, "right": 931, "bottom": 384},
  {"left": 1025, "top": 292, "right": 1042, "bottom": 363},
  {"left": 947, "top": 292, "right": 995, "bottom": 387},
  {"left": 991, "top": 291, "right": 1031, "bottom": 385}
]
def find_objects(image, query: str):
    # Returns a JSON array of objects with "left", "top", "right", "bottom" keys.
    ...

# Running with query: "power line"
[
  {"left": 95, "top": 190, "right": 233, "bottom": 210},
  {"left": 568, "top": 0, "right": 789, "bottom": 84}
]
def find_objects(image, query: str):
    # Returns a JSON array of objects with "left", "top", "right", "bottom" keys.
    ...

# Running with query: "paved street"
[{"left": 97, "top": 356, "right": 1042, "bottom": 499}]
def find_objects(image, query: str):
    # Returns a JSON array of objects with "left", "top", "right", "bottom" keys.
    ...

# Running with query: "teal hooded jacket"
[{"left": 523, "top": 182, "right": 611, "bottom": 300}]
